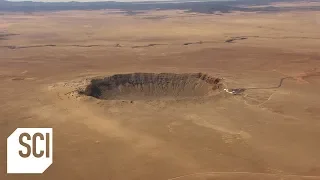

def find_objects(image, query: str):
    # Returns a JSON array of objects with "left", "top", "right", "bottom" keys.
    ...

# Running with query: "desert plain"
[{"left": 1, "top": 1, "right": 320, "bottom": 180}]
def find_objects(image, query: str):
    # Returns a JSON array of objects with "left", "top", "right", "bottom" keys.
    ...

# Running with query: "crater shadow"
[{"left": 83, "top": 73, "right": 223, "bottom": 100}]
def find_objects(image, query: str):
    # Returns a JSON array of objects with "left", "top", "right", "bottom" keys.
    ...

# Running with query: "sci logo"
[{"left": 7, "top": 128, "right": 53, "bottom": 174}]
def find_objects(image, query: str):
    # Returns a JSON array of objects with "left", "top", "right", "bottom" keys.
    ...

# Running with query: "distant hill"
[{"left": 0, "top": 0, "right": 318, "bottom": 13}]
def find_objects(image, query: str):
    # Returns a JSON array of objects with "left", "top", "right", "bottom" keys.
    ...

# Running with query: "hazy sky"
[
  {"left": 7, "top": 0, "right": 191, "bottom": 2},
  {"left": 7, "top": 0, "right": 225, "bottom": 2}
]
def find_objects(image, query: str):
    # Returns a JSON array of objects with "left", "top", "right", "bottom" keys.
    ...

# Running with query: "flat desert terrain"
[{"left": 1, "top": 2, "right": 320, "bottom": 180}]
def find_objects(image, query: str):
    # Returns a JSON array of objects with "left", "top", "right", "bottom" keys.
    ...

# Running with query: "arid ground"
[{"left": 1, "top": 2, "right": 320, "bottom": 180}]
